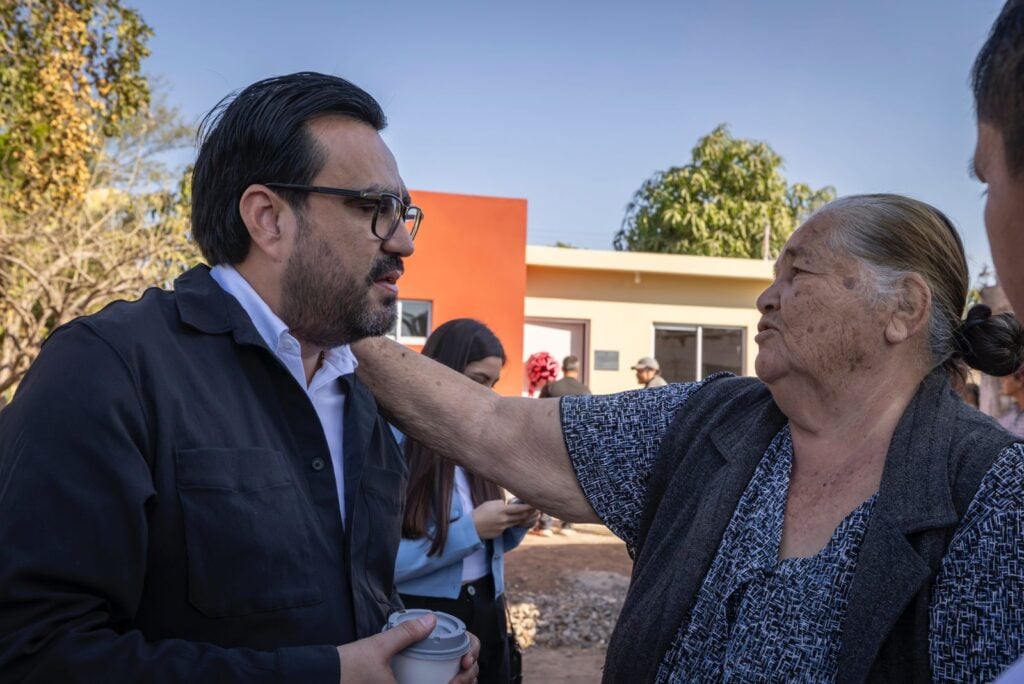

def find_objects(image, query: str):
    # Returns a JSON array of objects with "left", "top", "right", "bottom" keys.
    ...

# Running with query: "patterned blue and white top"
[{"left": 561, "top": 381, "right": 1024, "bottom": 683}]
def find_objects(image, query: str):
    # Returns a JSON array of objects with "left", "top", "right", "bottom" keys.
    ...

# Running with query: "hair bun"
[{"left": 956, "top": 304, "right": 1024, "bottom": 376}]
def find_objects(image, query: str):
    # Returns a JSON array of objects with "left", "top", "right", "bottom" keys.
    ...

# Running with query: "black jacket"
[{"left": 0, "top": 266, "right": 407, "bottom": 683}]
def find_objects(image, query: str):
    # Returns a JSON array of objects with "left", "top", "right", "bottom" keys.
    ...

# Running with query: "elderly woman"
[{"left": 354, "top": 194, "right": 1024, "bottom": 682}]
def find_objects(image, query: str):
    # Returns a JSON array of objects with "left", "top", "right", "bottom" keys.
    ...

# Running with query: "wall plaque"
[{"left": 594, "top": 350, "right": 619, "bottom": 371}]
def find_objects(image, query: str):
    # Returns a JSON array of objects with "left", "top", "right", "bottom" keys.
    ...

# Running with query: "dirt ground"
[{"left": 503, "top": 525, "right": 632, "bottom": 683}]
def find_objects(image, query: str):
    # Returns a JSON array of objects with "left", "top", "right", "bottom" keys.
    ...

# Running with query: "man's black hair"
[
  {"left": 973, "top": 0, "right": 1024, "bottom": 175},
  {"left": 191, "top": 72, "right": 386, "bottom": 265}
]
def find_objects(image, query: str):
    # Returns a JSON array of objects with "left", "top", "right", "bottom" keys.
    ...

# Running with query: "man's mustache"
[{"left": 367, "top": 256, "right": 404, "bottom": 283}]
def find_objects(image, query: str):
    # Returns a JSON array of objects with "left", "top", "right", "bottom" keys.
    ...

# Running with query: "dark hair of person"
[
  {"left": 972, "top": 0, "right": 1024, "bottom": 175},
  {"left": 191, "top": 72, "right": 387, "bottom": 265},
  {"left": 402, "top": 319, "right": 507, "bottom": 556},
  {"left": 955, "top": 304, "right": 1024, "bottom": 377}
]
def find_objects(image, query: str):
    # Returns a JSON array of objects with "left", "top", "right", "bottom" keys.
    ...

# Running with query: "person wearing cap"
[
  {"left": 355, "top": 194, "right": 1024, "bottom": 681},
  {"left": 540, "top": 355, "right": 591, "bottom": 398},
  {"left": 632, "top": 356, "right": 667, "bottom": 388}
]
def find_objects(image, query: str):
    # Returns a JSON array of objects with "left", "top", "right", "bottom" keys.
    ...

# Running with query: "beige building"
[{"left": 523, "top": 246, "right": 774, "bottom": 395}]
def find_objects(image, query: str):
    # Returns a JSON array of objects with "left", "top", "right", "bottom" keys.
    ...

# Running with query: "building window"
[
  {"left": 389, "top": 300, "right": 432, "bottom": 344},
  {"left": 654, "top": 324, "right": 744, "bottom": 383}
]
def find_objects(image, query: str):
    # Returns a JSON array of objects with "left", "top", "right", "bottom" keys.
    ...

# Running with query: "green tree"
[
  {"left": 0, "top": 0, "right": 196, "bottom": 399},
  {"left": 0, "top": 0, "right": 152, "bottom": 214},
  {"left": 614, "top": 124, "right": 835, "bottom": 258}
]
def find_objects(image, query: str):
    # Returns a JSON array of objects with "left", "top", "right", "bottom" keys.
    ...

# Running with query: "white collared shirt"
[{"left": 210, "top": 264, "right": 356, "bottom": 525}]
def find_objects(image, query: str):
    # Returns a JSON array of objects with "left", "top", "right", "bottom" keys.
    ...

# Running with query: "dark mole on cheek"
[
  {"left": 401, "top": 352, "right": 407, "bottom": 358},
  {"left": 848, "top": 351, "right": 867, "bottom": 373},
  {"left": 842, "top": 277, "right": 857, "bottom": 290}
]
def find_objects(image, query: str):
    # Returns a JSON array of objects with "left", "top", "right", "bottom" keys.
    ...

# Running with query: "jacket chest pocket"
[
  {"left": 356, "top": 465, "right": 405, "bottom": 604},
  {"left": 174, "top": 447, "right": 323, "bottom": 618}
]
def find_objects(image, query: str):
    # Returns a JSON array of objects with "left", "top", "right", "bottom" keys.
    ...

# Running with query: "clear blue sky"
[{"left": 134, "top": 0, "right": 1003, "bottom": 280}]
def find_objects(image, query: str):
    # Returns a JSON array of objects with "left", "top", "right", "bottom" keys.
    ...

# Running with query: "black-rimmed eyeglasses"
[{"left": 264, "top": 183, "right": 423, "bottom": 241}]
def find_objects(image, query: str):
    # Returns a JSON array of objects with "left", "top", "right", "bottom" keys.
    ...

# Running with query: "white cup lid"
[{"left": 385, "top": 609, "right": 470, "bottom": 660}]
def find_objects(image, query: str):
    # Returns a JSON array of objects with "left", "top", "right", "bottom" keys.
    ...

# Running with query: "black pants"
[{"left": 401, "top": 574, "right": 510, "bottom": 684}]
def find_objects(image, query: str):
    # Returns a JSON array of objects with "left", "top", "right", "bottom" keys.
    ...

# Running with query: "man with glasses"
[{"left": 0, "top": 72, "right": 477, "bottom": 683}]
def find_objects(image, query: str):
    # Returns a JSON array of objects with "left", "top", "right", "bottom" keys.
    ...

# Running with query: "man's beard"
[{"left": 280, "top": 225, "right": 401, "bottom": 349}]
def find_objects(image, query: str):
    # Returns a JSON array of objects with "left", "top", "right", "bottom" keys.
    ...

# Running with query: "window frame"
[
  {"left": 389, "top": 299, "right": 433, "bottom": 345},
  {"left": 652, "top": 323, "right": 746, "bottom": 382}
]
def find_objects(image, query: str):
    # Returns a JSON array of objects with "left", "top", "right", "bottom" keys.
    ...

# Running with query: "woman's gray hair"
[{"left": 816, "top": 194, "right": 1024, "bottom": 377}]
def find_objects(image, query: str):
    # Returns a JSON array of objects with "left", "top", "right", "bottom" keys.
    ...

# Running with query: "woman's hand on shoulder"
[{"left": 472, "top": 500, "right": 535, "bottom": 539}]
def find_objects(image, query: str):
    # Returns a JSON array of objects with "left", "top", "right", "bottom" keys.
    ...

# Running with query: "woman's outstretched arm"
[{"left": 353, "top": 336, "right": 598, "bottom": 522}]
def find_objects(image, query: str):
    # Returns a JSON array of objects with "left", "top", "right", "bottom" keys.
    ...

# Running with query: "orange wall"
[{"left": 401, "top": 190, "right": 527, "bottom": 396}]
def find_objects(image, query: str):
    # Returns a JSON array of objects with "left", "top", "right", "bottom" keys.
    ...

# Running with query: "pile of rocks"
[
  {"left": 507, "top": 601, "right": 541, "bottom": 649},
  {"left": 508, "top": 570, "right": 629, "bottom": 650}
]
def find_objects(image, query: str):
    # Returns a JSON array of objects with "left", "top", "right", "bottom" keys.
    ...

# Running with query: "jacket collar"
[
  {"left": 704, "top": 368, "right": 966, "bottom": 684},
  {"left": 836, "top": 370, "right": 963, "bottom": 682},
  {"left": 873, "top": 370, "right": 961, "bottom": 531},
  {"left": 610, "top": 371, "right": 1003, "bottom": 683},
  {"left": 708, "top": 371, "right": 965, "bottom": 682},
  {"left": 710, "top": 369, "right": 960, "bottom": 533},
  {"left": 174, "top": 265, "right": 268, "bottom": 350}
]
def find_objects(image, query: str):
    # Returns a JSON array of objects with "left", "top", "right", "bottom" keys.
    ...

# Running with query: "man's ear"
[
  {"left": 239, "top": 185, "right": 291, "bottom": 261},
  {"left": 885, "top": 273, "right": 931, "bottom": 344}
]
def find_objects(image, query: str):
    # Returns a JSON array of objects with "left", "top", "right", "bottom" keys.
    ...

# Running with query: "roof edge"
[{"left": 525, "top": 245, "right": 774, "bottom": 281}]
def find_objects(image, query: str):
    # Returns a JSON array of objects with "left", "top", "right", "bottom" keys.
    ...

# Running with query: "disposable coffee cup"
[{"left": 384, "top": 609, "right": 470, "bottom": 684}]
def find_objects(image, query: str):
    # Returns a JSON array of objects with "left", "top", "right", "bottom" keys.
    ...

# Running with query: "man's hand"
[
  {"left": 451, "top": 631, "right": 480, "bottom": 684},
  {"left": 473, "top": 501, "right": 535, "bottom": 540},
  {"left": 336, "top": 614, "right": 480, "bottom": 684}
]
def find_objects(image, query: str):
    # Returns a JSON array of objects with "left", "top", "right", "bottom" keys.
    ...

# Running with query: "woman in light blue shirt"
[{"left": 396, "top": 319, "right": 538, "bottom": 684}]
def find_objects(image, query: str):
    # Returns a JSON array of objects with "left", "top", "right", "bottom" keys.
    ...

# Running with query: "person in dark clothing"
[
  {"left": 537, "top": 355, "right": 590, "bottom": 535},
  {"left": 0, "top": 72, "right": 478, "bottom": 683},
  {"left": 540, "top": 355, "right": 591, "bottom": 398}
]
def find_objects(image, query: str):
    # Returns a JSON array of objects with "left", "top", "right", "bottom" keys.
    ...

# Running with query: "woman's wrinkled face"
[{"left": 754, "top": 216, "right": 890, "bottom": 389}]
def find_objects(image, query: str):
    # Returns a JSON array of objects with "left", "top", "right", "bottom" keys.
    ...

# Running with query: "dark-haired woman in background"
[{"left": 395, "top": 319, "right": 538, "bottom": 684}]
